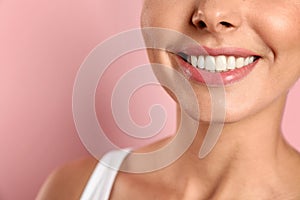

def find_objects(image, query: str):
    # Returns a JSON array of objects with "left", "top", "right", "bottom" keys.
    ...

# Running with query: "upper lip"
[{"left": 177, "top": 45, "right": 261, "bottom": 58}]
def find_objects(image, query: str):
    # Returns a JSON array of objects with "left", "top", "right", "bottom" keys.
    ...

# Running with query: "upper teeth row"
[{"left": 188, "top": 55, "right": 256, "bottom": 72}]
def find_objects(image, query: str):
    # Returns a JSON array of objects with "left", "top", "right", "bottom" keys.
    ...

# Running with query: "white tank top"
[{"left": 80, "top": 149, "right": 131, "bottom": 200}]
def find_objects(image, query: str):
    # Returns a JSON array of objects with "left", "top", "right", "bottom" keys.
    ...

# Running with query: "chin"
[
  {"left": 195, "top": 99, "right": 255, "bottom": 124},
  {"left": 224, "top": 102, "right": 264, "bottom": 124},
  {"left": 222, "top": 112, "right": 248, "bottom": 124}
]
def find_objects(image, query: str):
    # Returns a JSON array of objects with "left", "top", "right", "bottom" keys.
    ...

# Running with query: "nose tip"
[{"left": 192, "top": 6, "right": 242, "bottom": 33}]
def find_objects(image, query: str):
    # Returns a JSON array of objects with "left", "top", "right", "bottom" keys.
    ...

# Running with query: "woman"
[{"left": 37, "top": 0, "right": 300, "bottom": 199}]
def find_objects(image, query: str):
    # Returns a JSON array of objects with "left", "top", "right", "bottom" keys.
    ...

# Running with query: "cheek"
[
  {"left": 141, "top": 0, "right": 171, "bottom": 27},
  {"left": 141, "top": 0, "right": 194, "bottom": 29},
  {"left": 251, "top": 3, "right": 300, "bottom": 53},
  {"left": 249, "top": 3, "right": 300, "bottom": 88},
  {"left": 266, "top": 13, "right": 300, "bottom": 87},
  {"left": 141, "top": 1, "right": 157, "bottom": 27}
]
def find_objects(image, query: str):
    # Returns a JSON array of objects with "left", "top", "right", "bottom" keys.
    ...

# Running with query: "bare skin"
[
  {"left": 109, "top": 96, "right": 300, "bottom": 199},
  {"left": 37, "top": 95, "right": 300, "bottom": 199},
  {"left": 36, "top": 157, "right": 98, "bottom": 200},
  {"left": 37, "top": 0, "right": 300, "bottom": 199}
]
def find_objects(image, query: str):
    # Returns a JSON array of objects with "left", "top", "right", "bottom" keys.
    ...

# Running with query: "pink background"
[{"left": 0, "top": 1, "right": 299, "bottom": 199}]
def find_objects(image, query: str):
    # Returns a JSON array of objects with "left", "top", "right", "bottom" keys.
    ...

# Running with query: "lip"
[
  {"left": 180, "top": 46, "right": 260, "bottom": 57},
  {"left": 175, "top": 46, "right": 260, "bottom": 86}
]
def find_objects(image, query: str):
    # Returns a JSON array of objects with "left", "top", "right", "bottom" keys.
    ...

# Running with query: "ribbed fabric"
[{"left": 80, "top": 149, "right": 130, "bottom": 200}]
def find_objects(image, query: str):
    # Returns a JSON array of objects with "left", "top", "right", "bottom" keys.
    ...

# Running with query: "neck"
[{"left": 169, "top": 94, "right": 300, "bottom": 198}]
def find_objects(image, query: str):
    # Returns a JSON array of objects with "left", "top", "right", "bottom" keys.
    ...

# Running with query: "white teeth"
[
  {"left": 216, "top": 56, "right": 227, "bottom": 72},
  {"left": 205, "top": 56, "right": 216, "bottom": 71},
  {"left": 227, "top": 56, "right": 236, "bottom": 70},
  {"left": 236, "top": 57, "right": 245, "bottom": 68},
  {"left": 184, "top": 55, "right": 257, "bottom": 72},
  {"left": 198, "top": 56, "right": 205, "bottom": 69},
  {"left": 191, "top": 56, "right": 198, "bottom": 67},
  {"left": 244, "top": 57, "right": 250, "bottom": 66},
  {"left": 249, "top": 56, "right": 254, "bottom": 63}
]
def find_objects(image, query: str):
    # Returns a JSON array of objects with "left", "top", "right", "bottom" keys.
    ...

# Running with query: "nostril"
[
  {"left": 220, "top": 21, "right": 233, "bottom": 28},
  {"left": 198, "top": 20, "right": 207, "bottom": 29}
]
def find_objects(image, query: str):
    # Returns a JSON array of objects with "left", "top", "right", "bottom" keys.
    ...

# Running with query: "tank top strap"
[{"left": 80, "top": 149, "right": 131, "bottom": 200}]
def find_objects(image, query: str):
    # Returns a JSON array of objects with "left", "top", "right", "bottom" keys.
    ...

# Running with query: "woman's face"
[{"left": 141, "top": 0, "right": 300, "bottom": 122}]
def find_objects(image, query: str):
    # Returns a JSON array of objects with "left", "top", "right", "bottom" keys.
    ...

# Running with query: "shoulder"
[{"left": 36, "top": 156, "right": 98, "bottom": 200}]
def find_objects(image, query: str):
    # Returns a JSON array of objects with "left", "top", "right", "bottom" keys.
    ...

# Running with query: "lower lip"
[{"left": 176, "top": 56, "right": 258, "bottom": 86}]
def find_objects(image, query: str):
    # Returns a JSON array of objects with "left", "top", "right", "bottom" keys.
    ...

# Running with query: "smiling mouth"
[{"left": 178, "top": 52, "right": 260, "bottom": 73}]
